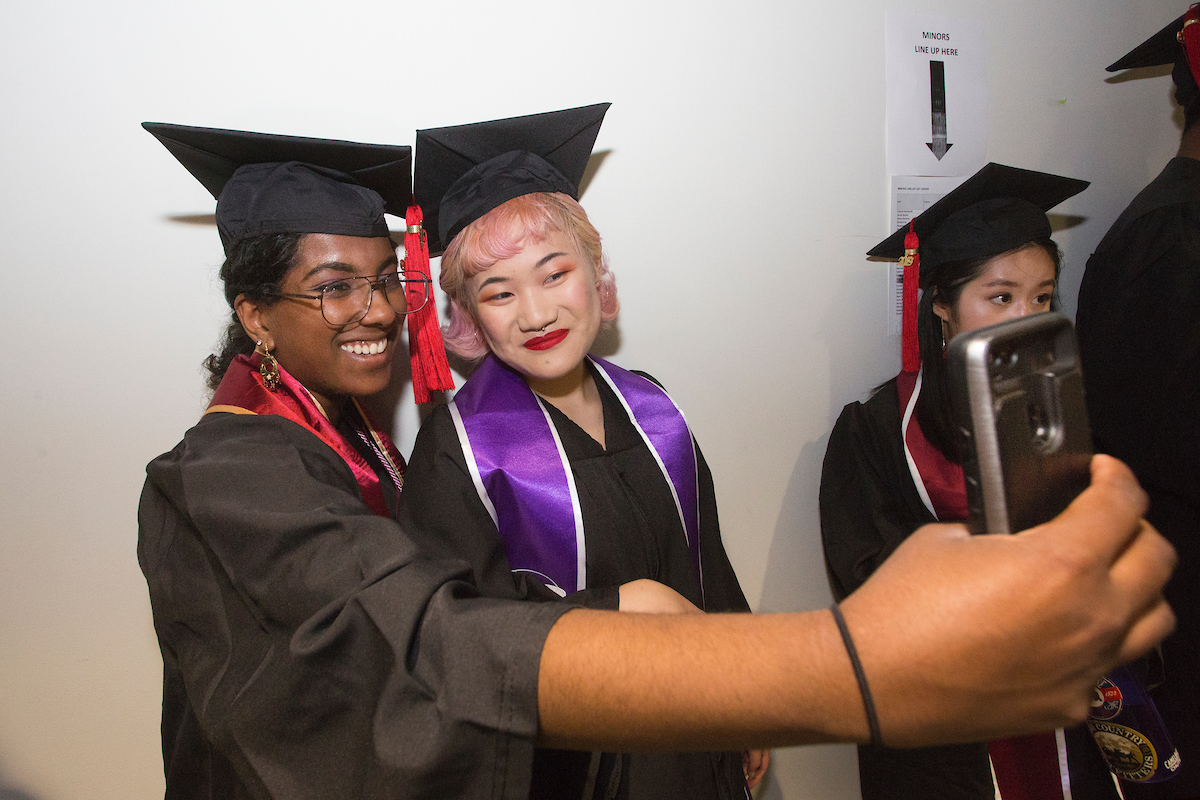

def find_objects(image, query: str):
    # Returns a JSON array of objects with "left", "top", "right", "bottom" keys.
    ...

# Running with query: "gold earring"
[{"left": 257, "top": 340, "right": 280, "bottom": 391}]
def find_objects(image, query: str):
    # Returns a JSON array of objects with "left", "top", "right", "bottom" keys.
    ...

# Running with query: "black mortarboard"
[
  {"left": 413, "top": 103, "right": 610, "bottom": 254},
  {"left": 143, "top": 122, "right": 413, "bottom": 254},
  {"left": 1106, "top": 8, "right": 1200, "bottom": 115},
  {"left": 1107, "top": 13, "right": 1187, "bottom": 70},
  {"left": 869, "top": 163, "right": 1089, "bottom": 278},
  {"left": 870, "top": 163, "right": 1088, "bottom": 372}
]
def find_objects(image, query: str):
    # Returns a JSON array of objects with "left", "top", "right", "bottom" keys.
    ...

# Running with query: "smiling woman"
[
  {"left": 234, "top": 233, "right": 409, "bottom": 417},
  {"left": 136, "top": 123, "right": 576, "bottom": 798},
  {"left": 399, "top": 105, "right": 769, "bottom": 799}
]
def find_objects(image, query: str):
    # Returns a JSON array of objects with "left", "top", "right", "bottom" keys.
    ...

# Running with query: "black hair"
[
  {"left": 914, "top": 238, "right": 1063, "bottom": 462},
  {"left": 203, "top": 232, "right": 303, "bottom": 391},
  {"left": 1174, "top": 56, "right": 1200, "bottom": 133}
]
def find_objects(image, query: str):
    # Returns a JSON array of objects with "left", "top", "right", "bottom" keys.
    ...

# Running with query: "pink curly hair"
[{"left": 439, "top": 192, "right": 620, "bottom": 360}]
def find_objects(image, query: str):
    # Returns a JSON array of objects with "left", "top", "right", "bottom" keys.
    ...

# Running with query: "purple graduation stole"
[{"left": 449, "top": 354, "right": 701, "bottom": 597}]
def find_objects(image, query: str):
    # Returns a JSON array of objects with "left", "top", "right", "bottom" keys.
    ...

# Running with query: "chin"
[{"left": 346, "top": 371, "right": 394, "bottom": 400}]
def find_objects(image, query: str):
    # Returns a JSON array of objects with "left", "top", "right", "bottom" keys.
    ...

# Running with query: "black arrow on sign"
[{"left": 926, "top": 60, "right": 952, "bottom": 160}]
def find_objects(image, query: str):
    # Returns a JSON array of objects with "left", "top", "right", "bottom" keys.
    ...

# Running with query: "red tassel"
[
  {"left": 404, "top": 204, "right": 454, "bottom": 404},
  {"left": 900, "top": 222, "right": 921, "bottom": 374},
  {"left": 1181, "top": 4, "right": 1200, "bottom": 89}
]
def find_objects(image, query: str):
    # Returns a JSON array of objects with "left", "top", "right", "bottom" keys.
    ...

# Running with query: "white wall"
[{"left": 0, "top": 1, "right": 1184, "bottom": 798}]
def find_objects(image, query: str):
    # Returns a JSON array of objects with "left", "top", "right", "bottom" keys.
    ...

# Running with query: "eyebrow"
[
  {"left": 300, "top": 254, "right": 399, "bottom": 282},
  {"left": 475, "top": 252, "right": 571, "bottom": 292},
  {"left": 979, "top": 277, "right": 1056, "bottom": 288},
  {"left": 536, "top": 251, "right": 569, "bottom": 268}
]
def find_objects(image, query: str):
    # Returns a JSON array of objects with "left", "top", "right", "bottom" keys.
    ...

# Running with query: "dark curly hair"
[
  {"left": 203, "top": 232, "right": 303, "bottom": 391},
  {"left": 914, "top": 238, "right": 1062, "bottom": 462}
]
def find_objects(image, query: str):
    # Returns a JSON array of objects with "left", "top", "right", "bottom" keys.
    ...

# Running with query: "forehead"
[
  {"left": 469, "top": 229, "right": 589, "bottom": 280},
  {"left": 289, "top": 234, "right": 397, "bottom": 278},
  {"left": 976, "top": 245, "right": 1056, "bottom": 284}
]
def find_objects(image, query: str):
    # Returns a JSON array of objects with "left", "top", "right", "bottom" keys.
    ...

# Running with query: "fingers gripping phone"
[{"left": 947, "top": 312, "right": 1094, "bottom": 535}]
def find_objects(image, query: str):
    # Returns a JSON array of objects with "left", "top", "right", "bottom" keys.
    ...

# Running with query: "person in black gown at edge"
[
  {"left": 820, "top": 163, "right": 1125, "bottom": 800},
  {"left": 398, "top": 105, "right": 767, "bottom": 800},
  {"left": 135, "top": 119, "right": 1177, "bottom": 800},
  {"left": 1076, "top": 8, "right": 1200, "bottom": 797}
]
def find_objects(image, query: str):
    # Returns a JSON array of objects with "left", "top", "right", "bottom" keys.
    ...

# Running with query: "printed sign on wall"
[{"left": 885, "top": 12, "right": 987, "bottom": 177}]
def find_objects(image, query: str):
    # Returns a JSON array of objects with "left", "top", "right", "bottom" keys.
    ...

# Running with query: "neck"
[
  {"left": 1178, "top": 124, "right": 1200, "bottom": 161},
  {"left": 526, "top": 360, "right": 590, "bottom": 404},
  {"left": 304, "top": 386, "right": 346, "bottom": 425},
  {"left": 526, "top": 359, "right": 606, "bottom": 448}
]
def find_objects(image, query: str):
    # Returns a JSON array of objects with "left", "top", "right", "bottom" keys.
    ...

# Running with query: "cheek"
[
  {"left": 573, "top": 280, "right": 602, "bottom": 317},
  {"left": 473, "top": 307, "right": 508, "bottom": 348}
]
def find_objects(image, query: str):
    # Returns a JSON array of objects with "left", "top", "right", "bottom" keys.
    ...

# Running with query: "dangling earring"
[
  {"left": 940, "top": 319, "right": 950, "bottom": 352},
  {"left": 257, "top": 340, "right": 280, "bottom": 391}
]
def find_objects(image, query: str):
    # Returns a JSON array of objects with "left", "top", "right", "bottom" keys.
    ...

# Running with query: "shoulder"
[
  {"left": 823, "top": 378, "right": 907, "bottom": 485},
  {"left": 1094, "top": 159, "right": 1200, "bottom": 254},
  {"left": 146, "top": 412, "right": 359, "bottom": 500},
  {"left": 629, "top": 369, "right": 666, "bottom": 390},
  {"left": 405, "top": 402, "right": 471, "bottom": 481},
  {"left": 831, "top": 379, "right": 901, "bottom": 439}
]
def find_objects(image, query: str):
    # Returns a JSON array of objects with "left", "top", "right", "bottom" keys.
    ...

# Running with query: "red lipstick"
[{"left": 524, "top": 329, "right": 568, "bottom": 350}]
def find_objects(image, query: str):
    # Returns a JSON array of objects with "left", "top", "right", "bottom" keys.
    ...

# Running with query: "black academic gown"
[
  {"left": 820, "top": 379, "right": 1119, "bottom": 800},
  {"left": 400, "top": 367, "right": 751, "bottom": 800},
  {"left": 138, "top": 411, "right": 569, "bottom": 800},
  {"left": 1076, "top": 156, "right": 1200, "bottom": 798}
]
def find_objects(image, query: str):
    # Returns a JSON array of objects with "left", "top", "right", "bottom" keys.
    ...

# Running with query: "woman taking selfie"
[
  {"left": 820, "top": 163, "right": 1119, "bottom": 800},
  {"left": 399, "top": 105, "right": 766, "bottom": 799},
  {"left": 136, "top": 122, "right": 581, "bottom": 798}
]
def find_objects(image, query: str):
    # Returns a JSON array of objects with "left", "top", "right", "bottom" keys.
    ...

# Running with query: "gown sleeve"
[
  {"left": 819, "top": 384, "right": 935, "bottom": 601},
  {"left": 694, "top": 437, "right": 751, "bottom": 614},
  {"left": 138, "top": 412, "right": 569, "bottom": 800}
]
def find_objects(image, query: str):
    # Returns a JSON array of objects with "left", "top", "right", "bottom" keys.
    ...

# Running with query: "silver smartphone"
[{"left": 946, "top": 312, "right": 1093, "bottom": 535}]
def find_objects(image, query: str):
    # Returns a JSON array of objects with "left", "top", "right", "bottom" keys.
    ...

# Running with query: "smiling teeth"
[{"left": 342, "top": 340, "right": 388, "bottom": 355}]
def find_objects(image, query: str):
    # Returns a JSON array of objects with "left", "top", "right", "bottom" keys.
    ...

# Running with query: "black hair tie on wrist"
[{"left": 830, "top": 603, "right": 883, "bottom": 747}]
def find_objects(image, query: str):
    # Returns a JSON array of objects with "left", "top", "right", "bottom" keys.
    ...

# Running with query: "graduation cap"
[
  {"left": 413, "top": 103, "right": 610, "bottom": 254},
  {"left": 869, "top": 163, "right": 1089, "bottom": 372},
  {"left": 145, "top": 121, "right": 454, "bottom": 403},
  {"left": 1106, "top": 5, "right": 1200, "bottom": 112},
  {"left": 143, "top": 122, "right": 414, "bottom": 254}
]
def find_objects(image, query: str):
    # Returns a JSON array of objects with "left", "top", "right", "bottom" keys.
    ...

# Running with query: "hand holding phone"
[
  {"left": 946, "top": 312, "right": 1093, "bottom": 536},
  {"left": 947, "top": 312, "right": 1182, "bottom": 784}
]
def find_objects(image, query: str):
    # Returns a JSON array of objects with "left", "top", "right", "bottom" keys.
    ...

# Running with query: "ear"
[
  {"left": 234, "top": 294, "right": 273, "bottom": 351},
  {"left": 931, "top": 291, "right": 953, "bottom": 325}
]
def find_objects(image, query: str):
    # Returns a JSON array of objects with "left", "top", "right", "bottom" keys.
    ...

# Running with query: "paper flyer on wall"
[
  {"left": 885, "top": 175, "right": 967, "bottom": 335},
  {"left": 885, "top": 11, "right": 988, "bottom": 178}
]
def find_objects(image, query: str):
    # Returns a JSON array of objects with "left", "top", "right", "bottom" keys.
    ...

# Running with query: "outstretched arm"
[{"left": 537, "top": 455, "right": 1175, "bottom": 750}]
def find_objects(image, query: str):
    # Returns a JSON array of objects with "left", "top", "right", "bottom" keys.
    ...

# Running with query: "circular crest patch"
[
  {"left": 1089, "top": 721, "right": 1158, "bottom": 781},
  {"left": 1090, "top": 677, "right": 1123, "bottom": 721}
]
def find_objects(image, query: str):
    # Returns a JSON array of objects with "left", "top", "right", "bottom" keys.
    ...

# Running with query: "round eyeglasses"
[{"left": 274, "top": 270, "right": 432, "bottom": 326}]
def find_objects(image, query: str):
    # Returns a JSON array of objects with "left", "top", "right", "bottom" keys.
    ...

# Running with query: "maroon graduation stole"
[
  {"left": 896, "top": 369, "right": 968, "bottom": 521},
  {"left": 206, "top": 353, "right": 404, "bottom": 518},
  {"left": 899, "top": 369, "right": 1074, "bottom": 799}
]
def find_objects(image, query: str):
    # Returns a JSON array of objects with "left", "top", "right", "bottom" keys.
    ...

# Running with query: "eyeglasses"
[{"left": 273, "top": 270, "right": 432, "bottom": 326}]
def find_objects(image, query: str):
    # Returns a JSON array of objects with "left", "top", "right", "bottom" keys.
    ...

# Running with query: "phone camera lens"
[{"left": 1028, "top": 401, "right": 1054, "bottom": 447}]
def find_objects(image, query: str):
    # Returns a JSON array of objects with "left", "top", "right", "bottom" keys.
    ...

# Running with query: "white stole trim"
[
  {"left": 901, "top": 368, "right": 939, "bottom": 519},
  {"left": 448, "top": 395, "right": 587, "bottom": 595},
  {"left": 590, "top": 358, "right": 704, "bottom": 597}
]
